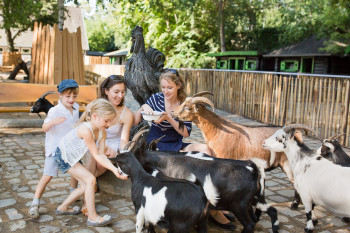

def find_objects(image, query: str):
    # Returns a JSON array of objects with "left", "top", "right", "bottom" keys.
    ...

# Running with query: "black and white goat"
[
  {"left": 30, "top": 91, "right": 55, "bottom": 117},
  {"left": 318, "top": 134, "right": 350, "bottom": 167},
  {"left": 110, "top": 151, "right": 218, "bottom": 233},
  {"left": 130, "top": 139, "right": 279, "bottom": 232},
  {"left": 263, "top": 124, "right": 350, "bottom": 232}
]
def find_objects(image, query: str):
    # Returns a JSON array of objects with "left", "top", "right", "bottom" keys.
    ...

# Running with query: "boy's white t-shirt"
[{"left": 44, "top": 100, "right": 80, "bottom": 157}]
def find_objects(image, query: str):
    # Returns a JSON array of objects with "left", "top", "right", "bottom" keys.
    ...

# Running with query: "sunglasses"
[
  {"left": 109, "top": 75, "right": 124, "bottom": 80},
  {"left": 163, "top": 68, "right": 179, "bottom": 76}
]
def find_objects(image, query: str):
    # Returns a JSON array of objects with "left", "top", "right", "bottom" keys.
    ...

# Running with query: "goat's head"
[
  {"left": 110, "top": 150, "right": 135, "bottom": 177},
  {"left": 172, "top": 92, "right": 214, "bottom": 122},
  {"left": 317, "top": 134, "right": 345, "bottom": 159},
  {"left": 30, "top": 91, "right": 56, "bottom": 117},
  {"left": 262, "top": 124, "right": 319, "bottom": 152}
]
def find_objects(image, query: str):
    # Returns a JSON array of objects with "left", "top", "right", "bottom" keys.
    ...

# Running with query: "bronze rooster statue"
[{"left": 124, "top": 25, "right": 165, "bottom": 106}]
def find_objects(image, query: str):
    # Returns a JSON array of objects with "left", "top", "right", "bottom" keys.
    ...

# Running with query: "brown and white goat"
[{"left": 172, "top": 92, "right": 299, "bottom": 208}]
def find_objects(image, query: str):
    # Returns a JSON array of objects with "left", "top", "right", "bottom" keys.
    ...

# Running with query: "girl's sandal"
[
  {"left": 82, "top": 208, "right": 88, "bottom": 217},
  {"left": 87, "top": 215, "right": 113, "bottom": 227}
]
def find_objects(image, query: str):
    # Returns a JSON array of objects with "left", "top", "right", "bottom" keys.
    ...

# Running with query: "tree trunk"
[
  {"left": 5, "top": 28, "right": 15, "bottom": 52},
  {"left": 58, "top": 0, "right": 64, "bottom": 31},
  {"left": 219, "top": 0, "right": 226, "bottom": 52}
]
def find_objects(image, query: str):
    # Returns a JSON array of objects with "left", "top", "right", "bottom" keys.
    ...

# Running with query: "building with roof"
[
  {"left": 104, "top": 48, "right": 129, "bottom": 65},
  {"left": 208, "top": 36, "right": 350, "bottom": 75},
  {"left": 0, "top": 6, "right": 89, "bottom": 65},
  {"left": 263, "top": 35, "right": 350, "bottom": 75},
  {"left": 207, "top": 51, "right": 261, "bottom": 71}
]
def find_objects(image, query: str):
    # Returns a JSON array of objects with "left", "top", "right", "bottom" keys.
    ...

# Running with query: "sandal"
[
  {"left": 82, "top": 208, "right": 88, "bottom": 217},
  {"left": 55, "top": 206, "right": 81, "bottom": 215},
  {"left": 29, "top": 204, "right": 40, "bottom": 219},
  {"left": 87, "top": 215, "right": 113, "bottom": 227}
]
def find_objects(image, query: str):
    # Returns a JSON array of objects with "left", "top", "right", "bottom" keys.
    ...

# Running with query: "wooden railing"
[{"left": 179, "top": 69, "right": 350, "bottom": 147}]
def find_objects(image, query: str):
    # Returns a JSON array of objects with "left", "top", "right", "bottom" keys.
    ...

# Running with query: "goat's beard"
[{"left": 178, "top": 120, "right": 185, "bottom": 131}]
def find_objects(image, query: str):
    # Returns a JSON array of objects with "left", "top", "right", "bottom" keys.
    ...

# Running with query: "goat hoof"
[
  {"left": 304, "top": 228, "right": 313, "bottom": 233},
  {"left": 343, "top": 217, "right": 350, "bottom": 223},
  {"left": 272, "top": 225, "right": 279, "bottom": 233},
  {"left": 312, "top": 220, "right": 318, "bottom": 226},
  {"left": 290, "top": 202, "right": 299, "bottom": 210}
]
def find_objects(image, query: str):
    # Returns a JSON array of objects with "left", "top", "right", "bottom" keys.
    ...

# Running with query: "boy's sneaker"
[{"left": 29, "top": 205, "right": 39, "bottom": 219}]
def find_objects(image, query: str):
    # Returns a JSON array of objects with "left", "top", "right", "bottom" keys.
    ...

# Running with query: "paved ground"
[{"left": 1, "top": 90, "right": 350, "bottom": 233}]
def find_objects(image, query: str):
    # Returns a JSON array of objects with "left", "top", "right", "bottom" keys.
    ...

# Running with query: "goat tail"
[
  {"left": 203, "top": 174, "right": 219, "bottom": 206},
  {"left": 250, "top": 158, "right": 267, "bottom": 196}
]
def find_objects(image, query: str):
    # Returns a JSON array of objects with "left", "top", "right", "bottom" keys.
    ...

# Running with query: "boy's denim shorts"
[{"left": 53, "top": 148, "right": 71, "bottom": 173}]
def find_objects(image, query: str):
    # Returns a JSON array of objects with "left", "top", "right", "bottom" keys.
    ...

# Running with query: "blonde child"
[
  {"left": 29, "top": 79, "right": 80, "bottom": 219},
  {"left": 53, "top": 98, "right": 127, "bottom": 227}
]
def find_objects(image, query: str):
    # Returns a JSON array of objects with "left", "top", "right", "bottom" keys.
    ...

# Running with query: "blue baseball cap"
[{"left": 57, "top": 79, "right": 79, "bottom": 93}]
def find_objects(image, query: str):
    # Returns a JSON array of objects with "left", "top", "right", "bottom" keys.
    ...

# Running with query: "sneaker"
[{"left": 29, "top": 205, "right": 39, "bottom": 219}]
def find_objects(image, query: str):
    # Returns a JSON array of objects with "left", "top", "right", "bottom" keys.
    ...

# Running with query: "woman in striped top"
[{"left": 133, "top": 69, "right": 211, "bottom": 154}]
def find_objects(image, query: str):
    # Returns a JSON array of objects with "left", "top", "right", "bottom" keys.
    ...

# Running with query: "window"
[
  {"left": 245, "top": 60, "right": 257, "bottom": 70},
  {"left": 216, "top": 60, "right": 227, "bottom": 69},
  {"left": 280, "top": 60, "right": 299, "bottom": 72},
  {"left": 228, "top": 58, "right": 246, "bottom": 70},
  {"left": 21, "top": 48, "right": 30, "bottom": 54},
  {"left": 0, "top": 47, "right": 3, "bottom": 54}
]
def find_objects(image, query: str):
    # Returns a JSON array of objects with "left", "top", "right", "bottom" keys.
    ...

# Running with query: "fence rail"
[{"left": 179, "top": 69, "right": 350, "bottom": 147}]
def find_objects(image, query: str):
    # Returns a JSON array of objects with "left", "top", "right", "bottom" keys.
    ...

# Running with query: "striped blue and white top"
[{"left": 146, "top": 92, "right": 192, "bottom": 151}]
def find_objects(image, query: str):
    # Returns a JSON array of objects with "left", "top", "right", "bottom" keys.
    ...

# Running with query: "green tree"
[{"left": 0, "top": 0, "right": 60, "bottom": 52}]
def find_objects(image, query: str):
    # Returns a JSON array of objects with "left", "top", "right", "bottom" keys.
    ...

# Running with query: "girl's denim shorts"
[{"left": 53, "top": 148, "right": 71, "bottom": 173}]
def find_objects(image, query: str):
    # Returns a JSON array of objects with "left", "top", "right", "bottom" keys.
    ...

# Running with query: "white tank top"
[
  {"left": 105, "top": 106, "right": 126, "bottom": 152},
  {"left": 58, "top": 122, "right": 102, "bottom": 167}
]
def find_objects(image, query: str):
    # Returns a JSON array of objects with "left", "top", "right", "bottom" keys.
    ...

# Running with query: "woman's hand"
[
  {"left": 141, "top": 104, "right": 154, "bottom": 115},
  {"left": 154, "top": 111, "right": 169, "bottom": 124}
]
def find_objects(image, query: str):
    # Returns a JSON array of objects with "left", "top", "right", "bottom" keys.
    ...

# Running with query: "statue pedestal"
[{"left": 98, "top": 170, "right": 131, "bottom": 197}]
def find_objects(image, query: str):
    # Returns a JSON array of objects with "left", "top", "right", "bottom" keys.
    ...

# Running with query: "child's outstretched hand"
[
  {"left": 114, "top": 170, "right": 128, "bottom": 180},
  {"left": 52, "top": 117, "right": 66, "bottom": 125}
]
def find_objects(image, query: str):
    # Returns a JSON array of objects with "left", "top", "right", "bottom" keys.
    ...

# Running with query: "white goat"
[{"left": 263, "top": 124, "right": 350, "bottom": 232}]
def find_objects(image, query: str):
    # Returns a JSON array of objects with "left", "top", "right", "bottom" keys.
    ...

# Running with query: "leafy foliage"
[
  {"left": 85, "top": 0, "right": 350, "bottom": 67},
  {"left": 0, "top": 0, "right": 60, "bottom": 52}
]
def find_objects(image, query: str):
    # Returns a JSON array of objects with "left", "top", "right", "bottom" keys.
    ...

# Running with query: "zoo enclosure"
[{"left": 179, "top": 69, "right": 350, "bottom": 147}]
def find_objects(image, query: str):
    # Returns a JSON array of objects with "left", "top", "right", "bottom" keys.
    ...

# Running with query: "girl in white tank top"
[{"left": 54, "top": 99, "right": 128, "bottom": 227}]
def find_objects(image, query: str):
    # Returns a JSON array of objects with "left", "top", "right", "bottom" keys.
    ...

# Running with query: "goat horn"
[
  {"left": 40, "top": 91, "right": 56, "bottom": 99},
  {"left": 128, "top": 129, "right": 150, "bottom": 151},
  {"left": 283, "top": 124, "right": 321, "bottom": 140},
  {"left": 123, "top": 140, "right": 135, "bottom": 151},
  {"left": 191, "top": 97, "right": 215, "bottom": 111},
  {"left": 131, "top": 128, "right": 150, "bottom": 142},
  {"left": 192, "top": 91, "right": 213, "bottom": 98},
  {"left": 154, "top": 135, "right": 166, "bottom": 144},
  {"left": 328, "top": 133, "right": 346, "bottom": 141}
]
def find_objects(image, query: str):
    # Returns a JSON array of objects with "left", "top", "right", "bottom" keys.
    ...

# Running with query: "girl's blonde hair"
[
  {"left": 160, "top": 69, "right": 186, "bottom": 103},
  {"left": 77, "top": 98, "right": 116, "bottom": 126}
]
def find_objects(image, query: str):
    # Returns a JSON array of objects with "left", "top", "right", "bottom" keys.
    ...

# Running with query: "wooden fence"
[
  {"left": 179, "top": 69, "right": 350, "bottom": 147},
  {"left": 85, "top": 56, "right": 110, "bottom": 65},
  {"left": 84, "top": 64, "right": 125, "bottom": 78},
  {"left": 30, "top": 22, "right": 85, "bottom": 85}
]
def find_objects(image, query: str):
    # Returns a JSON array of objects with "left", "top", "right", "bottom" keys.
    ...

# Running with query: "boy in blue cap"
[{"left": 29, "top": 79, "right": 81, "bottom": 219}]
